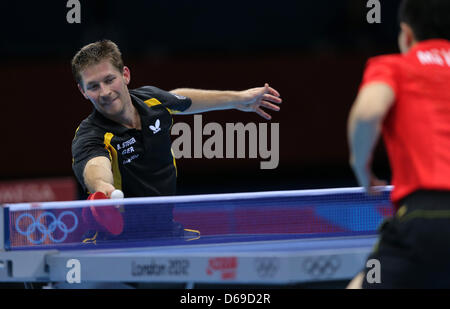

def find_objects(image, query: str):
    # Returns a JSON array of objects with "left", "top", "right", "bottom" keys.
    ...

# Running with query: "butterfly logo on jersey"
[{"left": 149, "top": 119, "right": 161, "bottom": 134}]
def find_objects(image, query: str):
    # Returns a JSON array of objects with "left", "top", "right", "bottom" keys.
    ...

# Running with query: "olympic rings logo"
[
  {"left": 302, "top": 255, "right": 341, "bottom": 279},
  {"left": 15, "top": 211, "right": 78, "bottom": 244}
]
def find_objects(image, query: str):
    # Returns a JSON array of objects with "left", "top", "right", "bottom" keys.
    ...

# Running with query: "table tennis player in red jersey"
[{"left": 347, "top": 0, "right": 450, "bottom": 288}]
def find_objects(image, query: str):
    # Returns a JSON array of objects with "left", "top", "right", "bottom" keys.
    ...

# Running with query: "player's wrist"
[
  {"left": 230, "top": 90, "right": 252, "bottom": 110},
  {"left": 211, "top": 90, "right": 241, "bottom": 110},
  {"left": 93, "top": 181, "right": 115, "bottom": 197}
]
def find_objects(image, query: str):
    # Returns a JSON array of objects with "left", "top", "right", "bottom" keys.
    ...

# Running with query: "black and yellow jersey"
[{"left": 72, "top": 86, "right": 192, "bottom": 197}]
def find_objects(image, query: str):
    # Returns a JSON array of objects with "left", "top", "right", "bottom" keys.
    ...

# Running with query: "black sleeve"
[
  {"left": 131, "top": 86, "right": 192, "bottom": 114},
  {"left": 71, "top": 122, "right": 110, "bottom": 190}
]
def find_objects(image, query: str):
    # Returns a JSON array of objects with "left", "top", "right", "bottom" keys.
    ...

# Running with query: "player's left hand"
[
  {"left": 235, "top": 83, "right": 282, "bottom": 120},
  {"left": 350, "top": 159, "right": 387, "bottom": 195},
  {"left": 367, "top": 174, "right": 388, "bottom": 195}
]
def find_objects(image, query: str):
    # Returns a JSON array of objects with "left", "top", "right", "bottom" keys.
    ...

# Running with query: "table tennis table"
[{"left": 0, "top": 187, "right": 392, "bottom": 288}]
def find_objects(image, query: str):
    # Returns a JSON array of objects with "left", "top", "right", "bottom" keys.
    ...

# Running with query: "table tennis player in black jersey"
[{"left": 70, "top": 40, "right": 282, "bottom": 244}]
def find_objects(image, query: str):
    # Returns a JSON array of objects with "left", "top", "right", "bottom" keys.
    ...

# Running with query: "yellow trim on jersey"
[
  {"left": 143, "top": 98, "right": 162, "bottom": 107},
  {"left": 73, "top": 126, "right": 80, "bottom": 140},
  {"left": 104, "top": 132, "right": 122, "bottom": 190},
  {"left": 171, "top": 148, "right": 178, "bottom": 177},
  {"left": 144, "top": 98, "right": 180, "bottom": 114},
  {"left": 168, "top": 110, "right": 178, "bottom": 176},
  {"left": 144, "top": 98, "right": 178, "bottom": 175}
]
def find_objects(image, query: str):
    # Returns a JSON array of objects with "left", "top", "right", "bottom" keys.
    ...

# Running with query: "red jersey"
[{"left": 360, "top": 39, "right": 450, "bottom": 205}]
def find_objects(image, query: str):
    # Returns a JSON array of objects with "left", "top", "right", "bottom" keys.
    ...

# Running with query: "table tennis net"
[{"left": 2, "top": 187, "right": 394, "bottom": 250}]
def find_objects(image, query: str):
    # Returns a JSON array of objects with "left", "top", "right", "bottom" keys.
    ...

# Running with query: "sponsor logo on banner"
[
  {"left": 206, "top": 257, "right": 238, "bottom": 280},
  {"left": 0, "top": 178, "right": 76, "bottom": 203},
  {"left": 131, "top": 259, "right": 190, "bottom": 277},
  {"left": 254, "top": 257, "right": 280, "bottom": 279}
]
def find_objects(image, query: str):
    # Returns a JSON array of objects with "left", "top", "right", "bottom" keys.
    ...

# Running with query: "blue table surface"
[{"left": 52, "top": 234, "right": 378, "bottom": 257}]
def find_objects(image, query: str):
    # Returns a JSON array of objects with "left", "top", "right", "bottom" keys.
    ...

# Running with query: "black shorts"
[{"left": 362, "top": 190, "right": 450, "bottom": 289}]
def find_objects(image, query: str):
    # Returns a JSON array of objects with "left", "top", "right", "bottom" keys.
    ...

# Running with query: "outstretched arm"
[
  {"left": 83, "top": 156, "right": 116, "bottom": 197},
  {"left": 171, "top": 83, "right": 282, "bottom": 120},
  {"left": 347, "top": 82, "right": 394, "bottom": 193}
]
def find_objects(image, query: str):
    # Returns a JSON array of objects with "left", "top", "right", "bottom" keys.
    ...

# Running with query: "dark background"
[{"left": 0, "top": 0, "right": 400, "bottom": 197}]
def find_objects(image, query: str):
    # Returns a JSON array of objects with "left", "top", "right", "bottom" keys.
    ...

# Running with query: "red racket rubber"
[{"left": 85, "top": 192, "right": 124, "bottom": 236}]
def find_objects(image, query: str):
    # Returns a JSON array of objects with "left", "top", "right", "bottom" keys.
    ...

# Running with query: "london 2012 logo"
[{"left": 15, "top": 211, "right": 78, "bottom": 244}]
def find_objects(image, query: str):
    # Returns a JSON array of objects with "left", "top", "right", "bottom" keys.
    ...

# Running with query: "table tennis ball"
[{"left": 110, "top": 189, "right": 124, "bottom": 199}]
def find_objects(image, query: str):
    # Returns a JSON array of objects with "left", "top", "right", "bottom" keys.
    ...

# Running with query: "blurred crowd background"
[{"left": 0, "top": 1, "right": 401, "bottom": 201}]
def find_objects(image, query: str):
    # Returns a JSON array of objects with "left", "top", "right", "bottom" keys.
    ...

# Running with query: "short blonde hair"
[{"left": 71, "top": 40, "right": 124, "bottom": 86}]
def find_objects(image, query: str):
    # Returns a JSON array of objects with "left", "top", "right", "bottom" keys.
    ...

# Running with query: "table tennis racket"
[{"left": 83, "top": 191, "right": 124, "bottom": 236}]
